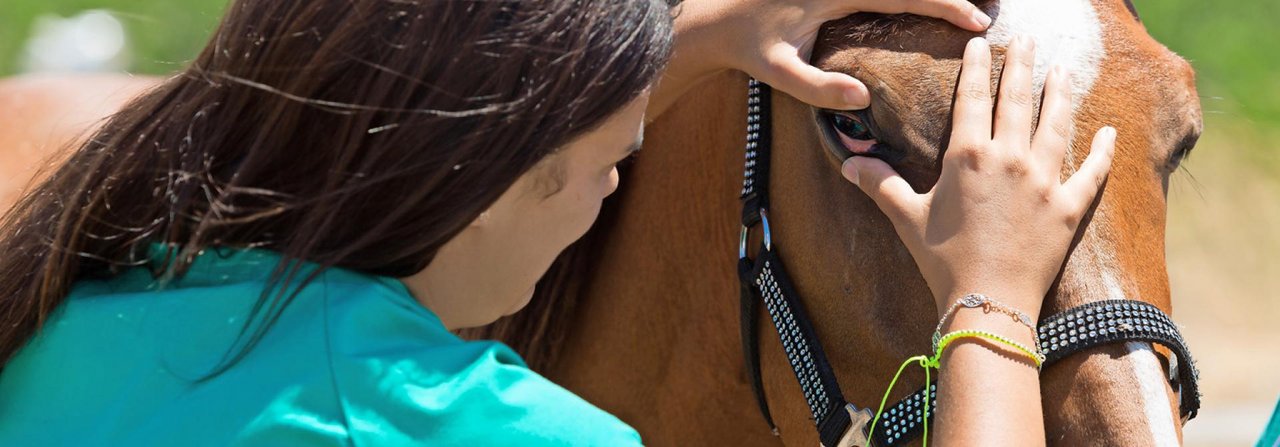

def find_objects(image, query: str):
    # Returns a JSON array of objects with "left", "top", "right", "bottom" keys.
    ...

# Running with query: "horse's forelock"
[{"left": 819, "top": 0, "right": 998, "bottom": 46}]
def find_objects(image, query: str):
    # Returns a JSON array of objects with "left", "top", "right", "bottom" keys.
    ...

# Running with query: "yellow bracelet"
[{"left": 933, "top": 329, "right": 1045, "bottom": 369}]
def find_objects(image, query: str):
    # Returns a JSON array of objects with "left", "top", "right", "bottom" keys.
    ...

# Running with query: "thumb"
[
  {"left": 841, "top": 155, "right": 919, "bottom": 221},
  {"left": 762, "top": 47, "right": 869, "bottom": 110}
]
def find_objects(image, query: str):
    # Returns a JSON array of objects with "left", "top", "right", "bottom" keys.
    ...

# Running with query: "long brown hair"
[{"left": 0, "top": 0, "right": 672, "bottom": 372}]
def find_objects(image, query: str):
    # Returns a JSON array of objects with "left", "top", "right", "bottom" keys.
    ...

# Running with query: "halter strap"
[
  {"left": 739, "top": 79, "right": 864, "bottom": 447},
  {"left": 1039, "top": 300, "right": 1201, "bottom": 419},
  {"left": 736, "top": 79, "right": 1200, "bottom": 446}
]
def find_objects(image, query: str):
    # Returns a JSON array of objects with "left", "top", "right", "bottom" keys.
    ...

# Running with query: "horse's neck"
[
  {"left": 0, "top": 75, "right": 157, "bottom": 212},
  {"left": 546, "top": 71, "right": 780, "bottom": 445}
]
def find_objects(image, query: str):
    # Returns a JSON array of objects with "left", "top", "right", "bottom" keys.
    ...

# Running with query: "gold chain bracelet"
[{"left": 933, "top": 293, "right": 1040, "bottom": 356}]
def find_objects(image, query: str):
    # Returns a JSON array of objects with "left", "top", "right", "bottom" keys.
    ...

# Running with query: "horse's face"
[{"left": 766, "top": 0, "right": 1200, "bottom": 444}]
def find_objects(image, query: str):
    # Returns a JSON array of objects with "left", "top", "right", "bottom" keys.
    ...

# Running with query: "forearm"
[
  {"left": 934, "top": 307, "right": 1046, "bottom": 445},
  {"left": 647, "top": 1, "right": 730, "bottom": 122}
]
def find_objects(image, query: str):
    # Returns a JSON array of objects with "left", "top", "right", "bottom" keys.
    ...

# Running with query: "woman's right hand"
[
  {"left": 650, "top": 0, "right": 989, "bottom": 119},
  {"left": 839, "top": 35, "right": 1116, "bottom": 318}
]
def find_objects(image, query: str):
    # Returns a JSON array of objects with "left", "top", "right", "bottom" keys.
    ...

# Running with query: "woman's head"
[
  {"left": 0, "top": 0, "right": 672, "bottom": 367},
  {"left": 181, "top": 0, "right": 673, "bottom": 274},
  {"left": 410, "top": 94, "right": 649, "bottom": 329}
]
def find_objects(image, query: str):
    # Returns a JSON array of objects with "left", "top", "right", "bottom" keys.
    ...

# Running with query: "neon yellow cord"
[
  {"left": 867, "top": 330, "right": 1042, "bottom": 446},
  {"left": 936, "top": 330, "right": 1045, "bottom": 369}
]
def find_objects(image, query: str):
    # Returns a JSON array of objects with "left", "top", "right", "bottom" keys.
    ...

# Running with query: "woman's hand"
[
  {"left": 649, "top": 0, "right": 990, "bottom": 118},
  {"left": 840, "top": 36, "right": 1116, "bottom": 317}
]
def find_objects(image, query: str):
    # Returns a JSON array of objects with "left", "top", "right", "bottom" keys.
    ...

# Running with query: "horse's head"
[{"left": 764, "top": 0, "right": 1200, "bottom": 444}]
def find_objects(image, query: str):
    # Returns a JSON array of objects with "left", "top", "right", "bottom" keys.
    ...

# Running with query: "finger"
[
  {"left": 950, "top": 37, "right": 994, "bottom": 149},
  {"left": 891, "top": 0, "right": 993, "bottom": 32},
  {"left": 762, "top": 47, "right": 870, "bottom": 110},
  {"left": 1033, "top": 65, "right": 1074, "bottom": 176},
  {"left": 994, "top": 35, "right": 1037, "bottom": 146},
  {"left": 842, "top": 156, "right": 920, "bottom": 222},
  {"left": 1061, "top": 127, "right": 1116, "bottom": 213}
]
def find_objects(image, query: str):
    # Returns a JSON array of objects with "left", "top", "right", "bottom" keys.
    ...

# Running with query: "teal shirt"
[
  {"left": 1261, "top": 399, "right": 1280, "bottom": 447},
  {"left": 0, "top": 247, "right": 640, "bottom": 446}
]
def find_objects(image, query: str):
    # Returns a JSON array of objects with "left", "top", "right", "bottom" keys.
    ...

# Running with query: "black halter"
[{"left": 736, "top": 79, "right": 1201, "bottom": 447}]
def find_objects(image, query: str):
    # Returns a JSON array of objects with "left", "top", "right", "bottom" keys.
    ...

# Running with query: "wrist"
[
  {"left": 648, "top": 1, "right": 734, "bottom": 120},
  {"left": 669, "top": 1, "right": 735, "bottom": 77},
  {"left": 940, "top": 307, "right": 1039, "bottom": 347},
  {"left": 933, "top": 292, "right": 1043, "bottom": 359},
  {"left": 933, "top": 285, "right": 1045, "bottom": 318}
]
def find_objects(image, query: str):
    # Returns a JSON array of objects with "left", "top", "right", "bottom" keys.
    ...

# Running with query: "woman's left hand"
[{"left": 667, "top": 0, "right": 990, "bottom": 111}]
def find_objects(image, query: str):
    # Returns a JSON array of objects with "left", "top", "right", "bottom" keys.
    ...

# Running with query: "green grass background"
[
  {"left": 1135, "top": 0, "right": 1280, "bottom": 133},
  {"left": 0, "top": 0, "right": 229, "bottom": 76}
]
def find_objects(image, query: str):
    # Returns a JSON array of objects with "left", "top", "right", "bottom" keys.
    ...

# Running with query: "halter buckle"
[
  {"left": 738, "top": 208, "right": 773, "bottom": 259},
  {"left": 832, "top": 403, "right": 874, "bottom": 447}
]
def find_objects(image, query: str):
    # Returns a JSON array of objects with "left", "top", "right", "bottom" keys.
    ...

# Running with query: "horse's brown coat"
[
  {"left": 545, "top": 77, "right": 778, "bottom": 444},
  {"left": 0, "top": 1, "right": 1200, "bottom": 443},
  {"left": 0, "top": 74, "right": 155, "bottom": 212}
]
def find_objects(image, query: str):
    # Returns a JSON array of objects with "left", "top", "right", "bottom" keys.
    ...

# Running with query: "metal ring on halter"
[
  {"left": 759, "top": 208, "right": 773, "bottom": 251},
  {"left": 739, "top": 208, "right": 775, "bottom": 260}
]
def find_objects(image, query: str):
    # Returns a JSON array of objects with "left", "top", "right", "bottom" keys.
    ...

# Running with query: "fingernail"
[
  {"left": 842, "top": 157, "right": 860, "bottom": 185},
  {"left": 1015, "top": 34, "right": 1033, "bottom": 50},
  {"left": 844, "top": 87, "right": 869, "bottom": 109},
  {"left": 973, "top": 10, "right": 992, "bottom": 28},
  {"left": 966, "top": 36, "right": 984, "bottom": 53}
]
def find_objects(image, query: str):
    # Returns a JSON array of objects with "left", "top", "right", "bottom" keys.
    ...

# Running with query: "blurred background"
[{"left": 1, "top": 0, "right": 1276, "bottom": 445}]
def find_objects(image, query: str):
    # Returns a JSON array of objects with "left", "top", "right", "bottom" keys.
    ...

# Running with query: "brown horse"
[
  {"left": 502, "top": 0, "right": 1201, "bottom": 445},
  {"left": 0, "top": 0, "right": 1200, "bottom": 444}
]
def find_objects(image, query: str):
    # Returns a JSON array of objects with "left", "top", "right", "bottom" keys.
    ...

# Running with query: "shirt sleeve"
[
  {"left": 322, "top": 278, "right": 642, "bottom": 447},
  {"left": 331, "top": 340, "right": 642, "bottom": 447}
]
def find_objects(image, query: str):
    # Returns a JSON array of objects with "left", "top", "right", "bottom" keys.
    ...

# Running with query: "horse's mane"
[{"left": 456, "top": 165, "right": 630, "bottom": 372}]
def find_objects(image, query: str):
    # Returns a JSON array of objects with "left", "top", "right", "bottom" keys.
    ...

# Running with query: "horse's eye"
[
  {"left": 830, "top": 113, "right": 872, "bottom": 141},
  {"left": 1167, "top": 131, "right": 1199, "bottom": 171},
  {"left": 1168, "top": 145, "right": 1191, "bottom": 170}
]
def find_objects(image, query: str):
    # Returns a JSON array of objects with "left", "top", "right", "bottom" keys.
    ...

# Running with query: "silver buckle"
[
  {"left": 832, "top": 403, "right": 875, "bottom": 447},
  {"left": 738, "top": 208, "right": 773, "bottom": 259}
]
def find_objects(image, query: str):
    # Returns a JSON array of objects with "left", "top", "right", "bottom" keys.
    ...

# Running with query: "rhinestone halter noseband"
[{"left": 736, "top": 79, "right": 1201, "bottom": 447}]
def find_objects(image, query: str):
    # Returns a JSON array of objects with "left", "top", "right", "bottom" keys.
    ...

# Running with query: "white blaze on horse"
[{"left": 0, "top": 0, "right": 1202, "bottom": 445}]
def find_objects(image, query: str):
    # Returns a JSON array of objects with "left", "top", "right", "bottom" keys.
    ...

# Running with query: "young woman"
[{"left": 0, "top": 0, "right": 1112, "bottom": 445}]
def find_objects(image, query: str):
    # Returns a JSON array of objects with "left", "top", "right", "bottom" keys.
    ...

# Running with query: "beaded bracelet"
[
  {"left": 933, "top": 293, "right": 1040, "bottom": 356},
  {"left": 935, "top": 329, "right": 1046, "bottom": 368}
]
